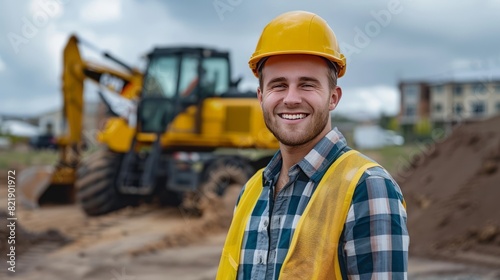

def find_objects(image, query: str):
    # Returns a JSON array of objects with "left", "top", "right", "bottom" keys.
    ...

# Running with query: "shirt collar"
[{"left": 263, "top": 127, "right": 347, "bottom": 185}]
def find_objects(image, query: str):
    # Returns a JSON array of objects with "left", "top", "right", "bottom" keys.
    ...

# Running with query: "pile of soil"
[
  {"left": 0, "top": 210, "right": 70, "bottom": 256},
  {"left": 398, "top": 115, "right": 500, "bottom": 264}
]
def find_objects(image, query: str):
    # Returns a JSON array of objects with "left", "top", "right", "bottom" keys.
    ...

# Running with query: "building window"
[
  {"left": 434, "top": 103, "right": 442, "bottom": 112},
  {"left": 471, "top": 102, "right": 486, "bottom": 116},
  {"left": 405, "top": 105, "right": 416, "bottom": 117},
  {"left": 472, "top": 83, "right": 486, "bottom": 95},
  {"left": 403, "top": 84, "right": 419, "bottom": 103},
  {"left": 496, "top": 102, "right": 500, "bottom": 113},
  {"left": 454, "top": 103, "right": 464, "bottom": 115},
  {"left": 433, "top": 85, "right": 444, "bottom": 95},
  {"left": 453, "top": 85, "right": 463, "bottom": 96}
]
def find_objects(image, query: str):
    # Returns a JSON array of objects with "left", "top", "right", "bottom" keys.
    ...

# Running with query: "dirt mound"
[
  {"left": 0, "top": 210, "right": 70, "bottom": 256},
  {"left": 398, "top": 115, "right": 500, "bottom": 265}
]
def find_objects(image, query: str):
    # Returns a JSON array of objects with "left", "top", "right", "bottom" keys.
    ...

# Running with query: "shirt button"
[{"left": 263, "top": 219, "right": 269, "bottom": 227}]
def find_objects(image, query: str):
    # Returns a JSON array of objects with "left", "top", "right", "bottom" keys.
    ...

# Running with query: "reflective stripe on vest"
[{"left": 216, "top": 150, "right": 380, "bottom": 279}]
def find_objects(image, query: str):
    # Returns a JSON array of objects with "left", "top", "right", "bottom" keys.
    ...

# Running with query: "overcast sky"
[{"left": 1, "top": 0, "right": 500, "bottom": 118}]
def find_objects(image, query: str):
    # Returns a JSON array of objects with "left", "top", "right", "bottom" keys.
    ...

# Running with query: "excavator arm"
[
  {"left": 60, "top": 34, "right": 142, "bottom": 150},
  {"left": 59, "top": 35, "right": 84, "bottom": 153},
  {"left": 18, "top": 34, "right": 143, "bottom": 208}
]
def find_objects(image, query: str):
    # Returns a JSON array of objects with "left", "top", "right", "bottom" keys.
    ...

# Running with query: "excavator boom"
[{"left": 18, "top": 34, "right": 143, "bottom": 208}]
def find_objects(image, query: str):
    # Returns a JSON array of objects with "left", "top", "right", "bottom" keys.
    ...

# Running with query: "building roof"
[
  {"left": 428, "top": 69, "right": 500, "bottom": 85},
  {"left": 0, "top": 120, "right": 39, "bottom": 137},
  {"left": 401, "top": 68, "right": 500, "bottom": 86}
]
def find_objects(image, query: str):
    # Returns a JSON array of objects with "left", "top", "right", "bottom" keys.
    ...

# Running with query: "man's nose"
[{"left": 283, "top": 87, "right": 302, "bottom": 106}]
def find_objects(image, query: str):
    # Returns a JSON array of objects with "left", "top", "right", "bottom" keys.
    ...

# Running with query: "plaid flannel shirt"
[{"left": 235, "top": 128, "right": 409, "bottom": 280}]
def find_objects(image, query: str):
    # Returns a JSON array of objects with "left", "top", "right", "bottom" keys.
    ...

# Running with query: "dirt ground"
[
  {"left": 0, "top": 175, "right": 239, "bottom": 280},
  {"left": 0, "top": 186, "right": 499, "bottom": 280}
]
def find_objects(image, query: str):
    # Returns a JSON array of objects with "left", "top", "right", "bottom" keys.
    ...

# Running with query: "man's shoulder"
[
  {"left": 343, "top": 150, "right": 397, "bottom": 183},
  {"left": 362, "top": 165, "right": 395, "bottom": 181},
  {"left": 353, "top": 162, "right": 404, "bottom": 204}
]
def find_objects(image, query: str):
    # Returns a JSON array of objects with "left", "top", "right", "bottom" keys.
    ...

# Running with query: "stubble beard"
[{"left": 263, "top": 107, "right": 330, "bottom": 147}]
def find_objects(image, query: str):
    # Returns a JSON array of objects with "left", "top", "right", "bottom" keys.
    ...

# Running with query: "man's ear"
[
  {"left": 257, "top": 86, "right": 263, "bottom": 105},
  {"left": 329, "top": 86, "right": 342, "bottom": 110}
]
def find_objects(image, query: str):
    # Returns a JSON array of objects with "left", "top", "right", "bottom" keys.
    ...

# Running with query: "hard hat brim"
[{"left": 249, "top": 50, "right": 346, "bottom": 78}]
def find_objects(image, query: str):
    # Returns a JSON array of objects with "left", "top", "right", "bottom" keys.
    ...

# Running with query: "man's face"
[{"left": 257, "top": 54, "right": 342, "bottom": 147}]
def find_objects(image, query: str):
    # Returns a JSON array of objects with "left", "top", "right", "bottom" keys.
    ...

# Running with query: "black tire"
[
  {"left": 182, "top": 157, "right": 254, "bottom": 214},
  {"left": 200, "top": 157, "right": 254, "bottom": 196},
  {"left": 76, "top": 149, "right": 135, "bottom": 216}
]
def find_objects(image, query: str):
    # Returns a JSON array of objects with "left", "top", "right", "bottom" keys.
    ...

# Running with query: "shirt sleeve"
[{"left": 341, "top": 167, "right": 409, "bottom": 279}]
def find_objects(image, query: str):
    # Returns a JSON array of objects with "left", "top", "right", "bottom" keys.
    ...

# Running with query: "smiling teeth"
[{"left": 281, "top": 114, "right": 306, "bottom": 120}]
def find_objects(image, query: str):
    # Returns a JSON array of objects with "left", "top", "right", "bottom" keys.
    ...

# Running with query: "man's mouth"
[{"left": 279, "top": 113, "right": 308, "bottom": 120}]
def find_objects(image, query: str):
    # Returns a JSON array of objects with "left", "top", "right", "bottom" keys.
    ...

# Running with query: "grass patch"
[
  {"left": 0, "top": 145, "right": 100, "bottom": 170},
  {"left": 359, "top": 144, "right": 422, "bottom": 175},
  {"left": 0, "top": 149, "right": 59, "bottom": 169}
]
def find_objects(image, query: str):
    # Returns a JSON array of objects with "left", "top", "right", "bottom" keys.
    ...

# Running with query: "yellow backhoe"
[
  {"left": 18, "top": 34, "right": 143, "bottom": 209},
  {"left": 18, "top": 34, "right": 279, "bottom": 216}
]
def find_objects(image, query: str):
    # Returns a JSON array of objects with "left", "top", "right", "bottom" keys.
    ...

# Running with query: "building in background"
[
  {"left": 38, "top": 101, "right": 105, "bottom": 136},
  {"left": 398, "top": 81, "right": 430, "bottom": 140},
  {"left": 429, "top": 70, "right": 500, "bottom": 127},
  {"left": 0, "top": 114, "right": 39, "bottom": 137},
  {"left": 399, "top": 69, "right": 500, "bottom": 139}
]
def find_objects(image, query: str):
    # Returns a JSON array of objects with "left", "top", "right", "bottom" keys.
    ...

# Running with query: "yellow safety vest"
[{"left": 216, "top": 150, "right": 381, "bottom": 279}]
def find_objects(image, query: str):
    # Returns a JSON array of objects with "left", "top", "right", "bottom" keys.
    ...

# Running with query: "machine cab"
[{"left": 137, "top": 47, "right": 232, "bottom": 134}]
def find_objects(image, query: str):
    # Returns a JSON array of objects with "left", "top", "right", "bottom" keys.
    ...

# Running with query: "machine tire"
[
  {"left": 182, "top": 157, "right": 254, "bottom": 215},
  {"left": 201, "top": 158, "right": 254, "bottom": 196},
  {"left": 76, "top": 149, "right": 135, "bottom": 216}
]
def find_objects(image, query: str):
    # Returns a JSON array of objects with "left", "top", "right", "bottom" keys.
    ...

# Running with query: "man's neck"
[
  {"left": 279, "top": 126, "right": 332, "bottom": 172},
  {"left": 280, "top": 144, "right": 313, "bottom": 172},
  {"left": 274, "top": 140, "right": 319, "bottom": 197},
  {"left": 273, "top": 126, "right": 334, "bottom": 197}
]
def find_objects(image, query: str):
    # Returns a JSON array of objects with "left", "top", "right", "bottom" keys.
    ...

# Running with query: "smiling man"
[{"left": 217, "top": 11, "right": 409, "bottom": 280}]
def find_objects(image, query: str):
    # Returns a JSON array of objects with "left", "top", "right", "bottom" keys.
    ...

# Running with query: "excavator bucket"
[{"left": 18, "top": 165, "right": 75, "bottom": 209}]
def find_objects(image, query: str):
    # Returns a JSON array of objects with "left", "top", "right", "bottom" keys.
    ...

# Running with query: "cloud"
[
  {"left": 337, "top": 85, "right": 399, "bottom": 116},
  {"left": 80, "top": 0, "right": 121, "bottom": 23},
  {"left": 0, "top": 0, "right": 176, "bottom": 116},
  {"left": 0, "top": 56, "right": 5, "bottom": 72},
  {"left": 29, "top": 0, "right": 64, "bottom": 18}
]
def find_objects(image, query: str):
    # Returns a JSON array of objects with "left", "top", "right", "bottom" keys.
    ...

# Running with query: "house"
[
  {"left": 399, "top": 69, "right": 500, "bottom": 138},
  {"left": 398, "top": 81, "right": 430, "bottom": 139},
  {"left": 0, "top": 119, "right": 39, "bottom": 137},
  {"left": 0, "top": 114, "right": 39, "bottom": 137},
  {"left": 37, "top": 101, "right": 106, "bottom": 136},
  {"left": 428, "top": 70, "right": 500, "bottom": 127}
]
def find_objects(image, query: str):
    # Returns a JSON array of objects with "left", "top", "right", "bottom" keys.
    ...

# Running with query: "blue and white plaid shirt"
[{"left": 236, "top": 128, "right": 409, "bottom": 279}]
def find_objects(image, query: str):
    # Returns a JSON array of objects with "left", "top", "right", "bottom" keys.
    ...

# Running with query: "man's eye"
[
  {"left": 272, "top": 84, "right": 286, "bottom": 89},
  {"left": 302, "top": 84, "right": 315, "bottom": 89}
]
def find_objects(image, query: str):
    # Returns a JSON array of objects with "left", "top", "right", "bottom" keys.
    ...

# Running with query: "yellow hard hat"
[{"left": 249, "top": 11, "right": 346, "bottom": 78}]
